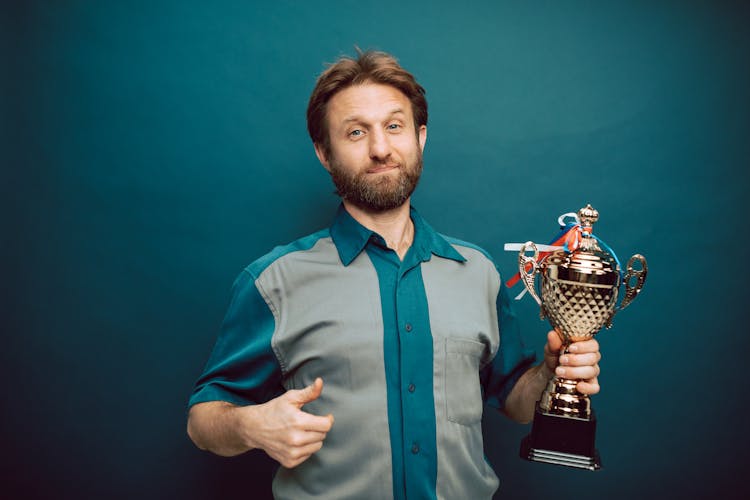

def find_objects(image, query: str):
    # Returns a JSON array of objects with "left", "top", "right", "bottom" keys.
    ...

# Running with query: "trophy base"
[{"left": 519, "top": 403, "right": 601, "bottom": 471}]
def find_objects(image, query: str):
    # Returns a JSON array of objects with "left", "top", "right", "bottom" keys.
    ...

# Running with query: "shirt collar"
[{"left": 330, "top": 204, "right": 466, "bottom": 266}]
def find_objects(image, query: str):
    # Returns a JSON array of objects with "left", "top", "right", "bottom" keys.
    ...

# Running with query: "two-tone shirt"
[{"left": 189, "top": 205, "right": 536, "bottom": 499}]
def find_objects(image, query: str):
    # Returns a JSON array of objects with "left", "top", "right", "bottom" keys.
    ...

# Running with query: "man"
[{"left": 187, "top": 50, "right": 601, "bottom": 499}]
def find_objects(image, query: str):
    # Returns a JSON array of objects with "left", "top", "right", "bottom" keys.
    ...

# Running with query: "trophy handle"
[
  {"left": 618, "top": 254, "right": 647, "bottom": 311},
  {"left": 518, "top": 241, "right": 543, "bottom": 307}
]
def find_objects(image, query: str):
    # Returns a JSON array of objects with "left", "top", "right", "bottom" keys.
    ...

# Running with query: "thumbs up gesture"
[{"left": 241, "top": 377, "right": 335, "bottom": 468}]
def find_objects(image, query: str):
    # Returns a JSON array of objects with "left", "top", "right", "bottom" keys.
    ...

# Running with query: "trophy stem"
[{"left": 539, "top": 376, "right": 591, "bottom": 419}]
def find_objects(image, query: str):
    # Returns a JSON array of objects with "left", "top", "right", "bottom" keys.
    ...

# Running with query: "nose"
[{"left": 368, "top": 129, "right": 391, "bottom": 162}]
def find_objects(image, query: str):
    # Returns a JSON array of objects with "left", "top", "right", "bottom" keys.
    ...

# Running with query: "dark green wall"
[{"left": 4, "top": 1, "right": 748, "bottom": 498}]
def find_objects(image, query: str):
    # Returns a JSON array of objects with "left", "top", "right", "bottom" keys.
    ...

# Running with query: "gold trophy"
[{"left": 517, "top": 204, "right": 647, "bottom": 470}]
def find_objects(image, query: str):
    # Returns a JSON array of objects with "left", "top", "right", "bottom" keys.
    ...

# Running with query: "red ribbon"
[{"left": 505, "top": 224, "right": 584, "bottom": 288}]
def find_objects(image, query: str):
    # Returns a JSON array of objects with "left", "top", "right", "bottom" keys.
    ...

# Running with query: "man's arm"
[
  {"left": 503, "top": 330, "right": 601, "bottom": 423},
  {"left": 187, "top": 378, "right": 334, "bottom": 468}
]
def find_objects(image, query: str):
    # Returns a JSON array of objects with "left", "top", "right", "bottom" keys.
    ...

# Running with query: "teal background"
[{"left": 4, "top": 1, "right": 748, "bottom": 498}]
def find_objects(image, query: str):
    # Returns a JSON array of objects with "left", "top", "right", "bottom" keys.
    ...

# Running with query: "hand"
[
  {"left": 238, "top": 377, "right": 334, "bottom": 468},
  {"left": 543, "top": 330, "right": 601, "bottom": 395}
]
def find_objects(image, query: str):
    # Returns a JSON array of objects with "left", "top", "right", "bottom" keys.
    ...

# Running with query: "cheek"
[
  {"left": 393, "top": 137, "right": 421, "bottom": 157},
  {"left": 334, "top": 143, "right": 369, "bottom": 164}
]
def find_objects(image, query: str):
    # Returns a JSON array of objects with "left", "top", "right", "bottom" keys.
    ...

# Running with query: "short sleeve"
[
  {"left": 188, "top": 269, "right": 283, "bottom": 409},
  {"left": 481, "top": 270, "right": 536, "bottom": 410}
]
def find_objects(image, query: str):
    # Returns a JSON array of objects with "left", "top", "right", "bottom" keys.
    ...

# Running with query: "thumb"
[
  {"left": 544, "top": 330, "right": 563, "bottom": 371},
  {"left": 289, "top": 377, "right": 324, "bottom": 408},
  {"left": 546, "top": 330, "right": 564, "bottom": 352}
]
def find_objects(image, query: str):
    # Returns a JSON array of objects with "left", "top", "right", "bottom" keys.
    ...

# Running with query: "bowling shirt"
[{"left": 189, "top": 204, "right": 536, "bottom": 499}]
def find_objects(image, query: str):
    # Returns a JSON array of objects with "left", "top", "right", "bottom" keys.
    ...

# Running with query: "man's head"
[
  {"left": 307, "top": 50, "right": 428, "bottom": 212},
  {"left": 307, "top": 50, "right": 428, "bottom": 159}
]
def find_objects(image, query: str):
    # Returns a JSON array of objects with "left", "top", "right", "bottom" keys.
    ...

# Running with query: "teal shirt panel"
[
  {"left": 367, "top": 238, "right": 439, "bottom": 500},
  {"left": 482, "top": 279, "right": 536, "bottom": 410},
  {"left": 189, "top": 269, "right": 282, "bottom": 407},
  {"left": 188, "top": 229, "right": 330, "bottom": 408}
]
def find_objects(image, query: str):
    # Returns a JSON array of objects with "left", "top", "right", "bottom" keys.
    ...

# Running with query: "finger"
[
  {"left": 555, "top": 364, "right": 600, "bottom": 380},
  {"left": 285, "top": 429, "right": 329, "bottom": 448},
  {"left": 559, "top": 351, "right": 601, "bottom": 367},
  {"left": 282, "top": 440, "right": 324, "bottom": 468},
  {"left": 567, "top": 338, "right": 599, "bottom": 354},
  {"left": 288, "top": 377, "right": 324, "bottom": 407},
  {"left": 576, "top": 378, "right": 601, "bottom": 395},
  {"left": 295, "top": 411, "right": 334, "bottom": 433}
]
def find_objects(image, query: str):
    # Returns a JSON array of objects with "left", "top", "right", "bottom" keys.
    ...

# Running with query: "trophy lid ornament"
[{"left": 578, "top": 203, "right": 598, "bottom": 228}]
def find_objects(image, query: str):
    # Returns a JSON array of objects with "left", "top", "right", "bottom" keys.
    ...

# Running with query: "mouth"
[{"left": 366, "top": 164, "right": 400, "bottom": 174}]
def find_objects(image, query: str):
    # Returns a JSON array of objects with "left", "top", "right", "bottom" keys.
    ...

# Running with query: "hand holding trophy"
[{"left": 512, "top": 204, "right": 647, "bottom": 470}]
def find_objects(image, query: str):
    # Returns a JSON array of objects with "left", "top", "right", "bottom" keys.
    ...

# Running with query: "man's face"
[{"left": 314, "top": 83, "right": 427, "bottom": 212}]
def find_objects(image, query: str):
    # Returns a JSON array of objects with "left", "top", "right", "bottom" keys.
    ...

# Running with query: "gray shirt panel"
[
  {"left": 422, "top": 244, "right": 501, "bottom": 499},
  {"left": 255, "top": 236, "right": 394, "bottom": 499}
]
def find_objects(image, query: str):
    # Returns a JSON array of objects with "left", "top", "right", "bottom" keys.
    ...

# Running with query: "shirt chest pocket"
[{"left": 445, "top": 337, "right": 485, "bottom": 426}]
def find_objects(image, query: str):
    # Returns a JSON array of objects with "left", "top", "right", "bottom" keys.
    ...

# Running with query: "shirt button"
[
  {"left": 411, "top": 443, "right": 420, "bottom": 454},
  {"left": 405, "top": 323, "right": 413, "bottom": 332},
  {"left": 408, "top": 383, "right": 416, "bottom": 393}
]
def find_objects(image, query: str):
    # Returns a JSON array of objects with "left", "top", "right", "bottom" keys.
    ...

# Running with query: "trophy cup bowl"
[{"left": 517, "top": 204, "right": 647, "bottom": 470}]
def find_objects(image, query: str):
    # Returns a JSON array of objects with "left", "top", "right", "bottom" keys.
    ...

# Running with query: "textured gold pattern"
[{"left": 542, "top": 278, "right": 618, "bottom": 343}]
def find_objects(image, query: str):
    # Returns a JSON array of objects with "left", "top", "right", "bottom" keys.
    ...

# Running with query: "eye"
[
  {"left": 387, "top": 123, "right": 402, "bottom": 131},
  {"left": 349, "top": 129, "right": 364, "bottom": 137}
]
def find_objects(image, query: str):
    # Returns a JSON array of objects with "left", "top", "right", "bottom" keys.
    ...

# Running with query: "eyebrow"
[{"left": 342, "top": 108, "right": 406, "bottom": 124}]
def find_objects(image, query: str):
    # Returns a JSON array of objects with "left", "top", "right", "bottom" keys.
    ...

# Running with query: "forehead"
[{"left": 326, "top": 83, "right": 412, "bottom": 126}]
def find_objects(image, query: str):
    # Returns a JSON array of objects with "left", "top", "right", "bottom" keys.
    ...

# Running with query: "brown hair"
[{"left": 306, "top": 49, "right": 428, "bottom": 157}]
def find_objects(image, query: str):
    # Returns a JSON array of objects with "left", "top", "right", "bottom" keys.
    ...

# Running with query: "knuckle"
[
  {"left": 291, "top": 413, "right": 305, "bottom": 428},
  {"left": 285, "top": 428, "right": 303, "bottom": 445}
]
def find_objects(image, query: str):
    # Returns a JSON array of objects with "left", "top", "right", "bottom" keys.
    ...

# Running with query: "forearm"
[
  {"left": 187, "top": 380, "right": 335, "bottom": 468},
  {"left": 502, "top": 362, "right": 555, "bottom": 424},
  {"left": 187, "top": 401, "right": 258, "bottom": 457}
]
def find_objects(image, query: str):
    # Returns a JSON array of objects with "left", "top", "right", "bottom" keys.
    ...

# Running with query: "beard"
[{"left": 328, "top": 148, "right": 423, "bottom": 212}]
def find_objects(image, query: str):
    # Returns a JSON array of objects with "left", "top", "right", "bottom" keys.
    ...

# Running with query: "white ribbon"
[
  {"left": 557, "top": 212, "right": 579, "bottom": 227},
  {"left": 503, "top": 243, "right": 565, "bottom": 253},
  {"left": 503, "top": 211, "right": 581, "bottom": 301}
]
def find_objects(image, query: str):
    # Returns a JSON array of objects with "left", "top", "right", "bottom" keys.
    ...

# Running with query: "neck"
[{"left": 343, "top": 199, "right": 414, "bottom": 260}]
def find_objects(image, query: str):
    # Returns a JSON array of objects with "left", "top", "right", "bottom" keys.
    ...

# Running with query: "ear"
[
  {"left": 418, "top": 125, "right": 427, "bottom": 153},
  {"left": 314, "top": 143, "right": 332, "bottom": 173}
]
